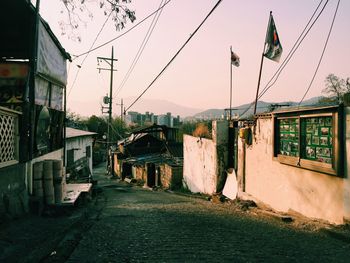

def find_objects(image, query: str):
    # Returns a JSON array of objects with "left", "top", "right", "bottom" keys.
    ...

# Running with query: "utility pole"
[
  {"left": 116, "top": 98, "right": 124, "bottom": 121},
  {"left": 97, "top": 46, "right": 118, "bottom": 174}
]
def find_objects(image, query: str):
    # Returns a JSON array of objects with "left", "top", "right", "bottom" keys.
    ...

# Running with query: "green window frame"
[{"left": 274, "top": 109, "right": 342, "bottom": 176}]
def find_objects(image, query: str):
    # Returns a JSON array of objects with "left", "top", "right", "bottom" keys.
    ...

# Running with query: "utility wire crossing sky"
[{"left": 39, "top": 0, "right": 350, "bottom": 117}]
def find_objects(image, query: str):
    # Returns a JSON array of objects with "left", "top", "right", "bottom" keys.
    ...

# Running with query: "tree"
[
  {"left": 85, "top": 115, "right": 108, "bottom": 139},
  {"left": 110, "top": 117, "right": 129, "bottom": 141},
  {"left": 85, "top": 115, "right": 129, "bottom": 141},
  {"left": 66, "top": 110, "right": 87, "bottom": 129},
  {"left": 178, "top": 120, "right": 212, "bottom": 140},
  {"left": 193, "top": 123, "right": 211, "bottom": 139},
  {"left": 322, "top": 74, "right": 349, "bottom": 103},
  {"left": 59, "top": 0, "right": 136, "bottom": 41}
]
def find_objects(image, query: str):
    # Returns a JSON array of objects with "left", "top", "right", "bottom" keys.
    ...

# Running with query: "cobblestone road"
[{"left": 63, "top": 169, "right": 350, "bottom": 262}]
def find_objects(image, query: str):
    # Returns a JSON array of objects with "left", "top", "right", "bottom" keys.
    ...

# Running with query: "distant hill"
[
  {"left": 70, "top": 96, "right": 328, "bottom": 119},
  {"left": 123, "top": 97, "right": 203, "bottom": 118},
  {"left": 191, "top": 96, "right": 326, "bottom": 120}
]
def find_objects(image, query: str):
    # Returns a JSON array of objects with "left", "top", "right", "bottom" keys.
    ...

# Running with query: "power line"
[
  {"left": 298, "top": 0, "right": 340, "bottom": 105},
  {"left": 72, "top": 0, "right": 172, "bottom": 59},
  {"left": 258, "top": 0, "right": 329, "bottom": 100},
  {"left": 67, "top": 11, "right": 113, "bottom": 98},
  {"left": 238, "top": 0, "right": 329, "bottom": 119},
  {"left": 113, "top": 0, "right": 165, "bottom": 99},
  {"left": 125, "top": 0, "right": 223, "bottom": 113}
]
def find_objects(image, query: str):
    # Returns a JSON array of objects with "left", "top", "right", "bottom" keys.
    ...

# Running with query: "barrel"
[
  {"left": 33, "top": 162, "right": 44, "bottom": 198},
  {"left": 52, "top": 159, "right": 63, "bottom": 180},
  {"left": 34, "top": 188, "right": 44, "bottom": 198},
  {"left": 33, "top": 161, "right": 43, "bottom": 178},
  {"left": 54, "top": 182, "right": 63, "bottom": 204},
  {"left": 43, "top": 160, "right": 54, "bottom": 205}
]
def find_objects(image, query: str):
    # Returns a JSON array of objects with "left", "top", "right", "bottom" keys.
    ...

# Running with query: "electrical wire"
[
  {"left": 113, "top": 0, "right": 165, "bottom": 99},
  {"left": 72, "top": 0, "right": 172, "bottom": 59},
  {"left": 258, "top": 0, "right": 329, "bottom": 100},
  {"left": 108, "top": 121, "right": 124, "bottom": 140},
  {"left": 238, "top": 0, "right": 329, "bottom": 119},
  {"left": 298, "top": 0, "right": 340, "bottom": 105},
  {"left": 67, "top": 11, "right": 113, "bottom": 98},
  {"left": 124, "top": 0, "right": 223, "bottom": 113}
]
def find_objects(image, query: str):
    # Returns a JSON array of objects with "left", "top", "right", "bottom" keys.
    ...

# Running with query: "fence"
[{"left": 0, "top": 106, "right": 20, "bottom": 168}]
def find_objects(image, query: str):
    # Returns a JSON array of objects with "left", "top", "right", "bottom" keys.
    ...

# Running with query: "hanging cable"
[
  {"left": 72, "top": 0, "right": 172, "bottom": 59},
  {"left": 258, "top": 0, "right": 329, "bottom": 100},
  {"left": 67, "top": 11, "right": 113, "bottom": 97},
  {"left": 113, "top": 0, "right": 165, "bottom": 99},
  {"left": 124, "top": 0, "right": 223, "bottom": 113},
  {"left": 238, "top": 0, "right": 329, "bottom": 119},
  {"left": 108, "top": 121, "right": 124, "bottom": 140},
  {"left": 298, "top": 0, "right": 340, "bottom": 105},
  {"left": 258, "top": 0, "right": 327, "bottom": 100}
]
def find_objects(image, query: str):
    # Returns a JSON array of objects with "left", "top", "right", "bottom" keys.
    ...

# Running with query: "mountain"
[
  {"left": 192, "top": 96, "right": 326, "bottom": 119},
  {"left": 123, "top": 97, "right": 203, "bottom": 117}
]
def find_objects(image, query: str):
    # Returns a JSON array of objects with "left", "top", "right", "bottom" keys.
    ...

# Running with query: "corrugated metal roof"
[
  {"left": 66, "top": 127, "right": 97, "bottom": 139},
  {"left": 272, "top": 105, "right": 339, "bottom": 114},
  {"left": 123, "top": 153, "right": 182, "bottom": 167}
]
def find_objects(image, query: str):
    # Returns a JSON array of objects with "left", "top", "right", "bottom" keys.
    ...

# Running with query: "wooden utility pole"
[
  {"left": 116, "top": 98, "right": 124, "bottom": 121},
  {"left": 97, "top": 46, "right": 118, "bottom": 173}
]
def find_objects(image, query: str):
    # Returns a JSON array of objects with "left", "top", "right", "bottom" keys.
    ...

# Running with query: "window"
[
  {"left": 67, "top": 149, "right": 74, "bottom": 168},
  {"left": 274, "top": 107, "right": 342, "bottom": 176},
  {"left": 86, "top": 146, "right": 91, "bottom": 158}
]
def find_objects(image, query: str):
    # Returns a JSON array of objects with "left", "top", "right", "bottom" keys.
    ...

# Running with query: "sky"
[{"left": 38, "top": 0, "right": 350, "bottom": 117}]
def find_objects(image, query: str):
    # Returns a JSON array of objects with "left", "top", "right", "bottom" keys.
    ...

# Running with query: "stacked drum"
[
  {"left": 33, "top": 159, "right": 65, "bottom": 205},
  {"left": 33, "top": 162, "right": 44, "bottom": 198},
  {"left": 43, "top": 160, "right": 55, "bottom": 205},
  {"left": 52, "top": 160, "right": 63, "bottom": 204}
]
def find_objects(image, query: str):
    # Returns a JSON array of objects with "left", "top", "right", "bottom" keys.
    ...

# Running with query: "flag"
[
  {"left": 264, "top": 13, "right": 283, "bottom": 62},
  {"left": 231, "top": 50, "right": 240, "bottom": 67}
]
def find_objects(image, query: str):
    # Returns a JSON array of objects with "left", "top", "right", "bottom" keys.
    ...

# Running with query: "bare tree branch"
[{"left": 59, "top": 0, "right": 136, "bottom": 41}]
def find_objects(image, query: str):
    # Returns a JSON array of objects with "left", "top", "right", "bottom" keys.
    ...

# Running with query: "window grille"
[{"left": 0, "top": 108, "right": 19, "bottom": 167}]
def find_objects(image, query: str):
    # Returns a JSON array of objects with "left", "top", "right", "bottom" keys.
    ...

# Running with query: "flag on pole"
[
  {"left": 231, "top": 50, "right": 240, "bottom": 67},
  {"left": 264, "top": 13, "right": 283, "bottom": 62}
]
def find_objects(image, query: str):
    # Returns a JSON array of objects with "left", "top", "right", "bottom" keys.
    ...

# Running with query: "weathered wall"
[
  {"left": 212, "top": 121, "right": 229, "bottom": 192},
  {"left": 132, "top": 165, "right": 146, "bottom": 182},
  {"left": 343, "top": 106, "right": 350, "bottom": 220},
  {"left": 114, "top": 155, "right": 121, "bottom": 177},
  {"left": 0, "top": 149, "right": 63, "bottom": 219},
  {"left": 183, "top": 135, "right": 217, "bottom": 194},
  {"left": 66, "top": 136, "right": 94, "bottom": 173},
  {"left": 160, "top": 164, "right": 183, "bottom": 190},
  {"left": 241, "top": 117, "right": 345, "bottom": 224},
  {"left": 0, "top": 163, "right": 27, "bottom": 218},
  {"left": 183, "top": 120, "right": 229, "bottom": 195}
]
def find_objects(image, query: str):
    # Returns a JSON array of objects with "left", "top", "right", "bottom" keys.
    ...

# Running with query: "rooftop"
[{"left": 66, "top": 127, "right": 97, "bottom": 139}]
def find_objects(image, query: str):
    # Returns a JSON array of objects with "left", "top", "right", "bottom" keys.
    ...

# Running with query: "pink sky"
[{"left": 39, "top": 0, "right": 350, "bottom": 117}]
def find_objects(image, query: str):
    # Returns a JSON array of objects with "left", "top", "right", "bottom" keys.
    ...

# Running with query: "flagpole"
[
  {"left": 253, "top": 11, "right": 272, "bottom": 115},
  {"left": 253, "top": 54, "right": 264, "bottom": 115},
  {"left": 230, "top": 46, "right": 233, "bottom": 120}
]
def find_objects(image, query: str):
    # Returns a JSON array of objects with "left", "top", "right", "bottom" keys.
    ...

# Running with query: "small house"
[
  {"left": 65, "top": 127, "right": 97, "bottom": 180},
  {"left": 113, "top": 124, "right": 183, "bottom": 188}
]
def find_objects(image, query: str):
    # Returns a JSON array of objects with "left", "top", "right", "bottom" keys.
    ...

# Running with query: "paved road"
[{"left": 60, "top": 165, "right": 350, "bottom": 262}]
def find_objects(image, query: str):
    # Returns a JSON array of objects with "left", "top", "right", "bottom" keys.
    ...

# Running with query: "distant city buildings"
[{"left": 125, "top": 111, "right": 181, "bottom": 128}]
